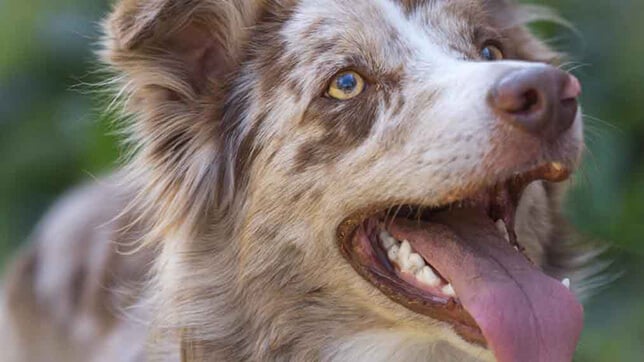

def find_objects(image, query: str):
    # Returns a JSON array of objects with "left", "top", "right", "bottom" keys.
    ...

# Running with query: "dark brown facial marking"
[
  {"left": 252, "top": 4, "right": 299, "bottom": 101},
  {"left": 235, "top": 119, "right": 262, "bottom": 183},
  {"left": 220, "top": 2, "right": 298, "bottom": 187},
  {"left": 291, "top": 51, "right": 405, "bottom": 172},
  {"left": 293, "top": 88, "right": 381, "bottom": 173}
]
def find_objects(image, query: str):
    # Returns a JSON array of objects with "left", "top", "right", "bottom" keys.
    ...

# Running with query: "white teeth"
[
  {"left": 496, "top": 220, "right": 510, "bottom": 242},
  {"left": 379, "top": 230, "right": 397, "bottom": 250},
  {"left": 381, "top": 230, "right": 401, "bottom": 262},
  {"left": 399, "top": 240, "right": 412, "bottom": 259},
  {"left": 398, "top": 240, "right": 412, "bottom": 270},
  {"left": 561, "top": 278, "right": 571, "bottom": 289},
  {"left": 416, "top": 266, "right": 442, "bottom": 287},
  {"left": 442, "top": 284, "right": 456, "bottom": 297},
  {"left": 387, "top": 244, "right": 400, "bottom": 261},
  {"left": 399, "top": 241, "right": 421, "bottom": 271},
  {"left": 408, "top": 253, "right": 425, "bottom": 272},
  {"left": 381, "top": 232, "right": 454, "bottom": 297}
]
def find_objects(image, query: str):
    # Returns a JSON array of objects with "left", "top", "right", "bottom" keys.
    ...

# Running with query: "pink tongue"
[{"left": 390, "top": 210, "right": 583, "bottom": 362}]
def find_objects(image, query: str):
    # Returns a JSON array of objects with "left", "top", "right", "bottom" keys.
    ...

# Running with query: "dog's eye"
[
  {"left": 480, "top": 43, "right": 504, "bottom": 61},
  {"left": 327, "top": 71, "right": 365, "bottom": 100}
]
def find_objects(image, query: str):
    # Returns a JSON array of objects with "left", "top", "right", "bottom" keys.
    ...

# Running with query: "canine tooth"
[
  {"left": 399, "top": 240, "right": 412, "bottom": 260},
  {"left": 561, "top": 278, "right": 571, "bottom": 289},
  {"left": 416, "top": 266, "right": 441, "bottom": 287},
  {"left": 387, "top": 245, "right": 400, "bottom": 262},
  {"left": 442, "top": 284, "right": 456, "bottom": 297},
  {"left": 398, "top": 241, "right": 415, "bottom": 271},
  {"left": 408, "top": 253, "right": 425, "bottom": 271},
  {"left": 379, "top": 231, "right": 397, "bottom": 249}
]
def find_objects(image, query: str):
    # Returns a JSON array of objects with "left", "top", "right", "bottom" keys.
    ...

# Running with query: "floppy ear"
[
  {"left": 105, "top": 0, "right": 261, "bottom": 97},
  {"left": 101, "top": 0, "right": 263, "bottom": 242}
]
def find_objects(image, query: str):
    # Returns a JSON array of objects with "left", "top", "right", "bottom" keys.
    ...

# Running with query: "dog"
[{"left": 1, "top": 0, "right": 599, "bottom": 361}]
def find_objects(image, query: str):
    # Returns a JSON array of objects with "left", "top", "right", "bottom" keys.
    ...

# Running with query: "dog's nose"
[{"left": 489, "top": 67, "right": 581, "bottom": 140}]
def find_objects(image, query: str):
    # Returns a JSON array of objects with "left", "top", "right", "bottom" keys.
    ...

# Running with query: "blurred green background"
[{"left": 0, "top": 0, "right": 642, "bottom": 360}]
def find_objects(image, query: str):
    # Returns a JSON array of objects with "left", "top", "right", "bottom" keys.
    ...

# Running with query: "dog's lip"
[
  {"left": 336, "top": 161, "right": 572, "bottom": 346},
  {"left": 343, "top": 220, "right": 486, "bottom": 345},
  {"left": 336, "top": 161, "right": 571, "bottom": 243}
]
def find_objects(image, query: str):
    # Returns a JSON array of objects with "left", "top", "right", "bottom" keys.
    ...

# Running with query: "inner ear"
[
  {"left": 105, "top": 0, "right": 258, "bottom": 99},
  {"left": 163, "top": 23, "right": 230, "bottom": 93}
]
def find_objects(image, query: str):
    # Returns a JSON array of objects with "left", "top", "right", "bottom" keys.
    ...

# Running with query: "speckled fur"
[{"left": 1, "top": 1, "right": 600, "bottom": 361}]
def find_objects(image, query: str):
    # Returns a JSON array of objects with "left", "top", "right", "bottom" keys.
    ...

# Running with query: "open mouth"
[{"left": 337, "top": 162, "right": 584, "bottom": 362}]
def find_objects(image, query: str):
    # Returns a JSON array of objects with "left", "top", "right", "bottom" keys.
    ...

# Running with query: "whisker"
[
  {"left": 563, "top": 63, "right": 591, "bottom": 74},
  {"left": 387, "top": 204, "right": 405, "bottom": 230},
  {"left": 416, "top": 205, "right": 424, "bottom": 226},
  {"left": 583, "top": 114, "right": 620, "bottom": 133}
]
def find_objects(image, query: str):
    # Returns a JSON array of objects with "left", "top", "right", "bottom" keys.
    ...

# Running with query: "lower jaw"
[
  {"left": 336, "top": 163, "right": 584, "bottom": 362},
  {"left": 343, "top": 217, "right": 486, "bottom": 346}
]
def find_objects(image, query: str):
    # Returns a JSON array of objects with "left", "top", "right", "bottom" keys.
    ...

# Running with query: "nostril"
[
  {"left": 491, "top": 84, "right": 542, "bottom": 115},
  {"left": 561, "top": 98, "right": 578, "bottom": 111},
  {"left": 517, "top": 89, "right": 540, "bottom": 114},
  {"left": 491, "top": 67, "right": 581, "bottom": 140}
]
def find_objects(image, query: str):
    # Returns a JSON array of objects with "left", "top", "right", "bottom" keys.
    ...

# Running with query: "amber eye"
[
  {"left": 480, "top": 43, "right": 504, "bottom": 61},
  {"left": 327, "top": 71, "right": 365, "bottom": 100}
]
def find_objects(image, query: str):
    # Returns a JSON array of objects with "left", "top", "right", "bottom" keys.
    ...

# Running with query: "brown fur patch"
[
  {"left": 293, "top": 92, "right": 380, "bottom": 172},
  {"left": 222, "top": 1, "right": 299, "bottom": 185},
  {"left": 293, "top": 66, "right": 404, "bottom": 172}
]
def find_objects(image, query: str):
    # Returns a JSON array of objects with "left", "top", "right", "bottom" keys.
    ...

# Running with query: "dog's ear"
[
  {"left": 104, "top": 0, "right": 261, "bottom": 98},
  {"left": 108, "top": 0, "right": 167, "bottom": 50},
  {"left": 101, "top": 0, "right": 264, "bottom": 242}
]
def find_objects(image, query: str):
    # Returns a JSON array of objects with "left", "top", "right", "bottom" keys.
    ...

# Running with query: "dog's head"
[{"left": 106, "top": 0, "right": 586, "bottom": 360}]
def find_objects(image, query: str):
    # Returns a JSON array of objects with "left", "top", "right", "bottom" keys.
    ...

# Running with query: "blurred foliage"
[{"left": 0, "top": 0, "right": 642, "bottom": 361}]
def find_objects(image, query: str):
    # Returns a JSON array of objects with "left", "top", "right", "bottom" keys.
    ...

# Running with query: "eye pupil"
[
  {"left": 336, "top": 73, "right": 357, "bottom": 93},
  {"left": 327, "top": 71, "right": 365, "bottom": 100},
  {"left": 482, "top": 47, "right": 493, "bottom": 60},
  {"left": 481, "top": 44, "right": 503, "bottom": 61}
]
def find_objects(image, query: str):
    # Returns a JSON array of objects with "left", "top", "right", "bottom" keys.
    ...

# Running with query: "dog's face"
[{"left": 107, "top": 0, "right": 585, "bottom": 360}]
